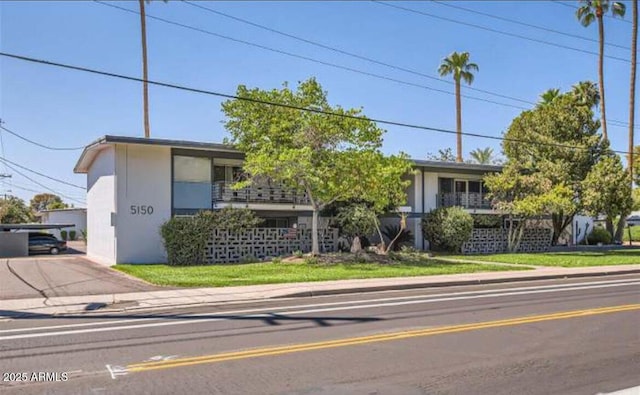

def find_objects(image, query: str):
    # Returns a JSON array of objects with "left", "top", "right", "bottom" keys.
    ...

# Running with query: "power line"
[
  {"left": 0, "top": 51, "right": 632, "bottom": 156},
  {"left": 373, "top": 1, "right": 630, "bottom": 63},
  {"left": 94, "top": 0, "right": 528, "bottom": 110},
  {"left": 432, "top": 0, "right": 629, "bottom": 50},
  {"left": 0, "top": 155, "right": 85, "bottom": 189},
  {"left": 0, "top": 161, "right": 85, "bottom": 204},
  {"left": 0, "top": 125, "right": 85, "bottom": 151},
  {"left": 181, "top": 0, "right": 532, "bottom": 106}
]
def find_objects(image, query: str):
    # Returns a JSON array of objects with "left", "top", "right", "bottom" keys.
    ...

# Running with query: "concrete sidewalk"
[{"left": 2, "top": 264, "right": 639, "bottom": 317}]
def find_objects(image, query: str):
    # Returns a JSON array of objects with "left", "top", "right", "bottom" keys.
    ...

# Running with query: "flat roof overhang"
[{"left": 0, "top": 223, "right": 75, "bottom": 231}]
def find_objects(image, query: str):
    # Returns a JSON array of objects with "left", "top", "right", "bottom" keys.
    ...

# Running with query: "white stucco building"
[
  {"left": 38, "top": 208, "right": 87, "bottom": 240},
  {"left": 74, "top": 136, "right": 505, "bottom": 265}
]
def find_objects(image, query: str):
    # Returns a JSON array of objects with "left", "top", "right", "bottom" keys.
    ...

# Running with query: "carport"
[{"left": 0, "top": 223, "right": 74, "bottom": 258}]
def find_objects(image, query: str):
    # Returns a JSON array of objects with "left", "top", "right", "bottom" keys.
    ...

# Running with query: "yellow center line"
[{"left": 126, "top": 304, "right": 640, "bottom": 373}]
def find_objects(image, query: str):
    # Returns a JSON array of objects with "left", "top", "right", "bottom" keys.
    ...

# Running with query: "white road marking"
[
  {"left": 143, "top": 355, "right": 178, "bottom": 362},
  {"left": 1, "top": 280, "right": 638, "bottom": 341},
  {"left": 1, "top": 278, "right": 637, "bottom": 334},
  {"left": 105, "top": 364, "right": 127, "bottom": 380},
  {"left": 597, "top": 385, "right": 640, "bottom": 394}
]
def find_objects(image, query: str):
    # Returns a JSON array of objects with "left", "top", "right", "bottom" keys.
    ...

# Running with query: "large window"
[{"left": 173, "top": 155, "right": 212, "bottom": 210}]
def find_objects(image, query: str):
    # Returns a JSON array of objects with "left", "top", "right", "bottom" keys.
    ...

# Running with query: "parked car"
[
  {"left": 28, "top": 233, "right": 67, "bottom": 255},
  {"left": 626, "top": 215, "right": 640, "bottom": 227}
]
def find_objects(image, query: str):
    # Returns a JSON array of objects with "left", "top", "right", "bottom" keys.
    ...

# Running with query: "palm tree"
[
  {"left": 438, "top": 52, "right": 479, "bottom": 163},
  {"left": 538, "top": 88, "right": 561, "bottom": 106},
  {"left": 469, "top": 147, "right": 494, "bottom": 165},
  {"left": 572, "top": 81, "right": 600, "bottom": 108},
  {"left": 629, "top": 0, "right": 637, "bottom": 183},
  {"left": 576, "top": 0, "right": 626, "bottom": 141},
  {"left": 138, "top": 0, "right": 167, "bottom": 138}
]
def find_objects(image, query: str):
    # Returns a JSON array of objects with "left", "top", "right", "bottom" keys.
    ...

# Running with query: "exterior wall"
[
  {"left": 114, "top": 144, "right": 172, "bottom": 264},
  {"left": 0, "top": 233, "right": 28, "bottom": 257},
  {"left": 86, "top": 147, "right": 116, "bottom": 264},
  {"left": 573, "top": 215, "right": 594, "bottom": 245},
  {"left": 41, "top": 210, "right": 87, "bottom": 239}
]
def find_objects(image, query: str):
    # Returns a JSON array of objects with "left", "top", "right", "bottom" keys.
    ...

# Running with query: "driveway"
[{"left": 1, "top": 255, "right": 160, "bottom": 300}]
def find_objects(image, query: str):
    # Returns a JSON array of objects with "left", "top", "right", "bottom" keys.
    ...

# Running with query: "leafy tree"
[
  {"left": 576, "top": 0, "right": 626, "bottom": 140},
  {"left": 582, "top": 154, "right": 633, "bottom": 236},
  {"left": 333, "top": 203, "right": 377, "bottom": 248},
  {"left": 572, "top": 81, "right": 600, "bottom": 109},
  {"left": 484, "top": 165, "right": 574, "bottom": 252},
  {"left": 30, "top": 193, "right": 67, "bottom": 212},
  {"left": 426, "top": 148, "right": 456, "bottom": 162},
  {"left": 538, "top": 88, "right": 561, "bottom": 106},
  {"left": 438, "top": 51, "right": 479, "bottom": 163},
  {"left": 222, "top": 78, "right": 412, "bottom": 255},
  {"left": 0, "top": 196, "right": 33, "bottom": 224},
  {"left": 469, "top": 147, "right": 495, "bottom": 165},
  {"left": 501, "top": 85, "right": 605, "bottom": 244}
]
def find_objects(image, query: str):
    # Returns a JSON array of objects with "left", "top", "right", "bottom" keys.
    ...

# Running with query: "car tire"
[{"left": 50, "top": 247, "right": 60, "bottom": 255}]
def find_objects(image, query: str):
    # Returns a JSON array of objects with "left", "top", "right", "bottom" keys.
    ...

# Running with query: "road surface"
[{"left": 1, "top": 274, "right": 639, "bottom": 394}]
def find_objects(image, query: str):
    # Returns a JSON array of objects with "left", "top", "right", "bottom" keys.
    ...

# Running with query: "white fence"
[{"left": 204, "top": 228, "right": 338, "bottom": 263}]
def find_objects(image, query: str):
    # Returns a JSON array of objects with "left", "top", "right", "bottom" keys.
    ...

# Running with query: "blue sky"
[{"left": 0, "top": 0, "right": 636, "bottom": 206}]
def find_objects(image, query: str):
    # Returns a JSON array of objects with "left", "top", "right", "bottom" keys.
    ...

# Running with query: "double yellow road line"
[{"left": 127, "top": 304, "right": 640, "bottom": 373}]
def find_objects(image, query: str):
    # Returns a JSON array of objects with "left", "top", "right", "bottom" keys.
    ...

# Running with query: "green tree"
[
  {"left": 582, "top": 154, "right": 633, "bottom": 236},
  {"left": 438, "top": 51, "right": 479, "bottom": 163},
  {"left": 576, "top": 0, "right": 626, "bottom": 140},
  {"left": 30, "top": 193, "right": 67, "bottom": 212},
  {"left": 538, "top": 88, "right": 561, "bottom": 106},
  {"left": 222, "top": 78, "right": 412, "bottom": 255},
  {"left": 572, "top": 81, "right": 600, "bottom": 108},
  {"left": 484, "top": 165, "right": 574, "bottom": 252},
  {"left": 469, "top": 147, "right": 495, "bottom": 165},
  {"left": 502, "top": 86, "right": 605, "bottom": 244},
  {"left": 0, "top": 196, "right": 33, "bottom": 224},
  {"left": 426, "top": 148, "right": 456, "bottom": 162}
]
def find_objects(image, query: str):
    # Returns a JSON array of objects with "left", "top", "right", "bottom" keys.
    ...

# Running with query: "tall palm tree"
[
  {"left": 538, "top": 88, "right": 561, "bottom": 106},
  {"left": 438, "top": 52, "right": 479, "bottom": 163},
  {"left": 629, "top": 0, "right": 637, "bottom": 183},
  {"left": 576, "top": 0, "right": 626, "bottom": 141},
  {"left": 469, "top": 147, "right": 494, "bottom": 165}
]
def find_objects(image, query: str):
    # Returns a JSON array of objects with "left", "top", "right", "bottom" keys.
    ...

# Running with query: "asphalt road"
[{"left": 1, "top": 275, "right": 639, "bottom": 395}]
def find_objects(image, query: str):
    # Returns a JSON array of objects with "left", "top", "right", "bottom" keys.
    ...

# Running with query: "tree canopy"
[
  {"left": 30, "top": 193, "right": 67, "bottom": 212},
  {"left": 0, "top": 196, "right": 33, "bottom": 224}
]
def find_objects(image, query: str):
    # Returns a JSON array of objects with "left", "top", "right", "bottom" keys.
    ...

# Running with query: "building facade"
[
  {"left": 74, "top": 136, "right": 502, "bottom": 265},
  {"left": 38, "top": 208, "right": 87, "bottom": 240}
]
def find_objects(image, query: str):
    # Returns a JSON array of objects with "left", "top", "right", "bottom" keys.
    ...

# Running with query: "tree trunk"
[
  {"left": 605, "top": 217, "right": 615, "bottom": 240},
  {"left": 598, "top": 15, "right": 608, "bottom": 140},
  {"left": 455, "top": 78, "right": 463, "bottom": 163},
  {"left": 373, "top": 215, "right": 386, "bottom": 254},
  {"left": 139, "top": 0, "right": 151, "bottom": 138},
  {"left": 311, "top": 208, "right": 320, "bottom": 256}
]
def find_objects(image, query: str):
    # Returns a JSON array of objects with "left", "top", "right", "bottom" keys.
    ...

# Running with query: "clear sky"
[{"left": 0, "top": 0, "right": 636, "bottom": 207}]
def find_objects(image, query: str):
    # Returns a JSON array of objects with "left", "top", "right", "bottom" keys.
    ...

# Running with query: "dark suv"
[{"left": 28, "top": 233, "right": 67, "bottom": 255}]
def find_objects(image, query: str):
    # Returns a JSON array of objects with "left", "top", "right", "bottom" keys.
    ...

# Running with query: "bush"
[
  {"left": 422, "top": 207, "right": 473, "bottom": 252},
  {"left": 472, "top": 214, "right": 502, "bottom": 229},
  {"left": 160, "top": 208, "right": 262, "bottom": 266},
  {"left": 69, "top": 230, "right": 77, "bottom": 241},
  {"left": 381, "top": 224, "right": 414, "bottom": 251},
  {"left": 587, "top": 226, "right": 613, "bottom": 245},
  {"left": 60, "top": 230, "right": 68, "bottom": 241}
]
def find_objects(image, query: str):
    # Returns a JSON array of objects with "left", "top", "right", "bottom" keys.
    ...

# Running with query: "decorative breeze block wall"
[
  {"left": 205, "top": 228, "right": 338, "bottom": 263},
  {"left": 462, "top": 228, "right": 553, "bottom": 254}
]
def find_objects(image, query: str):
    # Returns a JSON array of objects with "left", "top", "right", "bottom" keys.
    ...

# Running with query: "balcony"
[
  {"left": 436, "top": 192, "right": 492, "bottom": 210},
  {"left": 212, "top": 181, "right": 311, "bottom": 206}
]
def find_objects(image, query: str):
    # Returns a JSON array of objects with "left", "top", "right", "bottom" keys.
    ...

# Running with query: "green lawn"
[
  {"left": 114, "top": 258, "right": 528, "bottom": 288},
  {"left": 623, "top": 226, "right": 640, "bottom": 242},
  {"left": 446, "top": 249, "right": 640, "bottom": 268}
]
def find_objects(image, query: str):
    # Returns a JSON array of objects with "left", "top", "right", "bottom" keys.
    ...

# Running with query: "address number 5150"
[{"left": 130, "top": 205, "right": 154, "bottom": 215}]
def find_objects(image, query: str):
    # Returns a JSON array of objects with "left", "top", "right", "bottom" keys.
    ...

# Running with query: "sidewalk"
[{"left": 2, "top": 264, "right": 639, "bottom": 317}]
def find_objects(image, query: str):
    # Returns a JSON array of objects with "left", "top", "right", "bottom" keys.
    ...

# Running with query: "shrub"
[
  {"left": 81, "top": 229, "right": 87, "bottom": 245},
  {"left": 160, "top": 208, "right": 262, "bottom": 266},
  {"left": 381, "top": 224, "right": 414, "bottom": 251},
  {"left": 587, "top": 226, "right": 613, "bottom": 245},
  {"left": 304, "top": 256, "right": 319, "bottom": 265},
  {"left": 294, "top": 250, "right": 304, "bottom": 258},
  {"left": 60, "top": 230, "right": 68, "bottom": 241},
  {"left": 271, "top": 257, "right": 283, "bottom": 264},
  {"left": 472, "top": 214, "right": 502, "bottom": 229},
  {"left": 422, "top": 207, "right": 473, "bottom": 252},
  {"left": 69, "top": 230, "right": 77, "bottom": 241}
]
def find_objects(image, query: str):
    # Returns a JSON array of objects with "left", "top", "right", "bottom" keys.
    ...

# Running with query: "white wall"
[
  {"left": 573, "top": 215, "right": 594, "bottom": 245},
  {"left": 114, "top": 144, "right": 172, "bottom": 264},
  {"left": 41, "top": 210, "right": 87, "bottom": 239},
  {"left": 86, "top": 147, "right": 116, "bottom": 264}
]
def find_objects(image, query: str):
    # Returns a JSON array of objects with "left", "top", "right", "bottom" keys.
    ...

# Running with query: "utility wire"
[
  {"left": 0, "top": 51, "right": 633, "bottom": 156},
  {"left": 0, "top": 125, "right": 85, "bottom": 151},
  {"left": 0, "top": 155, "right": 85, "bottom": 189},
  {"left": 94, "top": 0, "right": 527, "bottom": 110},
  {"left": 1, "top": 161, "right": 85, "bottom": 204},
  {"left": 99, "top": 1, "right": 636, "bottom": 129},
  {"left": 373, "top": 1, "right": 630, "bottom": 63},
  {"left": 181, "top": 0, "right": 532, "bottom": 105},
  {"left": 432, "top": 0, "right": 629, "bottom": 50}
]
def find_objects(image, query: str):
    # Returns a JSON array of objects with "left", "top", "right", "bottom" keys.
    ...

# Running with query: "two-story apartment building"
[{"left": 74, "top": 136, "right": 501, "bottom": 265}]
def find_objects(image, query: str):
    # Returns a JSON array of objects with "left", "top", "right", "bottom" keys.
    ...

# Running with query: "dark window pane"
[
  {"left": 455, "top": 181, "right": 467, "bottom": 193},
  {"left": 439, "top": 178, "right": 453, "bottom": 193},
  {"left": 469, "top": 181, "right": 481, "bottom": 193},
  {"left": 213, "top": 166, "right": 226, "bottom": 182}
]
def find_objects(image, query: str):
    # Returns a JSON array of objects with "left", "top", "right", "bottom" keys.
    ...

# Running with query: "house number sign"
[{"left": 130, "top": 205, "right": 154, "bottom": 215}]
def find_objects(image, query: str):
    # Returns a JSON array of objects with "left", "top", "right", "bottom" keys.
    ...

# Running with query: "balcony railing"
[
  {"left": 212, "top": 181, "right": 311, "bottom": 206},
  {"left": 436, "top": 192, "right": 492, "bottom": 209}
]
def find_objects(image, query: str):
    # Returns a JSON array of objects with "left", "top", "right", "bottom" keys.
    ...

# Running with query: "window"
[
  {"left": 468, "top": 181, "right": 481, "bottom": 194},
  {"left": 439, "top": 178, "right": 453, "bottom": 194},
  {"left": 263, "top": 218, "right": 289, "bottom": 228},
  {"left": 173, "top": 156, "right": 212, "bottom": 210}
]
